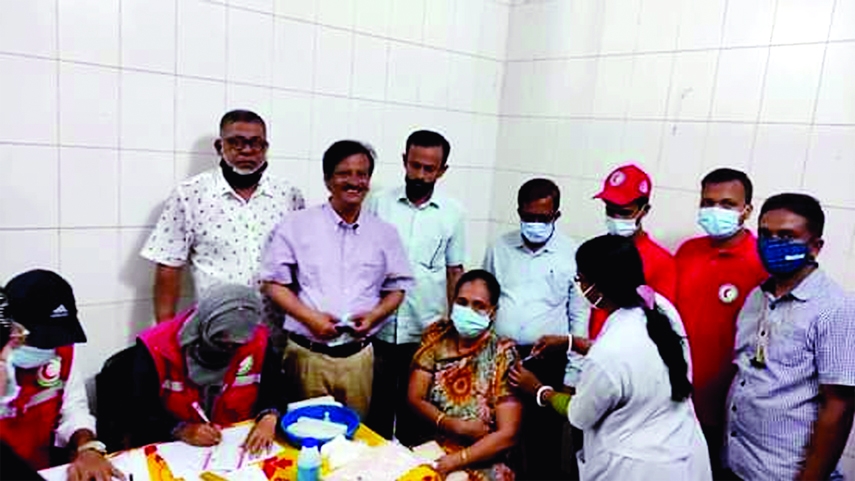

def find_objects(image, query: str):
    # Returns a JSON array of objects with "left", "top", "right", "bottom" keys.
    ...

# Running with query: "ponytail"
[{"left": 643, "top": 305, "right": 692, "bottom": 402}]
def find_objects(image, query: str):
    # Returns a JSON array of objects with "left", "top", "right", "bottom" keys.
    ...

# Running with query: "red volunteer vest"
[
  {"left": 0, "top": 346, "right": 74, "bottom": 470},
  {"left": 139, "top": 309, "right": 269, "bottom": 425}
]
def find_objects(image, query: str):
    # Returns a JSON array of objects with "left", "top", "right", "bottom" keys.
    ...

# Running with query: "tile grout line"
[
  {"left": 700, "top": 0, "right": 730, "bottom": 174},
  {"left": 55, "top": 0, "right": 62, "bottom": 270},
  {"left": 799, "top": 0, "right": 839, "bottom": 190},
  {"left": 745, "top": 0, "right": 780, "bottom": 178}
]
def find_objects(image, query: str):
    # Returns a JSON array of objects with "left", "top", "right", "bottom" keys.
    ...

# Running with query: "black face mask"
[
  {"left": 405, "top": 177, "right": 434, "bottom": 201},
  {"left": 192, "top": 342, "right": 234, "bottom": 369},
  {"left": 219, "top": 159, "right": 267, "bottom": 190}
]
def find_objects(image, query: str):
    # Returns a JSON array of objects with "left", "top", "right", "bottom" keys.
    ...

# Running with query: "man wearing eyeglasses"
[{"left": 141, "top": 110, "right": 305, "bottom": 335}]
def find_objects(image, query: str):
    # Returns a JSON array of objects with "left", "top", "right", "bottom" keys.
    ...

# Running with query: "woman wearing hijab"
[
  {"left": 510, "top": 235, "right": 711, "bottom": 480},
  {"left": 131, "top": 284, "right": 285, "bottom": 453},
  {"left": 408, "top": 269, "right": 522, "bottom": 480}
]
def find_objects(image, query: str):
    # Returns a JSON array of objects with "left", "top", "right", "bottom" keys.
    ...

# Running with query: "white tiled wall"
[
  {"left": 496, "top": 0, "right": 855, "bottom": 474},
  {"left": 0, "top": 0, "right": 508, "bottom": 380}
]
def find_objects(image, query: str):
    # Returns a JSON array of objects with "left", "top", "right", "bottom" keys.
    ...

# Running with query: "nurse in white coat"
[{"left": 511, "top": 235, "right": 711, "bottom": 481}]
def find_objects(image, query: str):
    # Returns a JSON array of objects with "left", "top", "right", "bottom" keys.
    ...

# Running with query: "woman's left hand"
[
  {"left": 434, "top": 453, "right": 461, "bottom": 474},
  {"left": 244, "top": 414, "right": 277, "bottom": 455},
  {"left": 509, "top": 362, "right": 543, "bottom": 397}
]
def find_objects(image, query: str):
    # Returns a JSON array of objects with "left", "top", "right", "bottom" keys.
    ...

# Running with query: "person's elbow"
[{"left": 493, "top": 425, "right": 521, "bottom": 452}]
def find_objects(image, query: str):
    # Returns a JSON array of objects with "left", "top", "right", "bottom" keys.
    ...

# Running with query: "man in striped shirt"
[{"left": 724, "top": 193, "right": 855, "bottom": 480}]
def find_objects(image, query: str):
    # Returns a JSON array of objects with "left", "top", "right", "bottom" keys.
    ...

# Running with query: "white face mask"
[
  {"left": 450, "top": 304, "right": 492, "bottom": 339},
  {"left": 10, "top": 346, "right": 56, "bottom": 369},
  {"left": 697, "top": 207, "right": 742, "bottom": 239},
  {"left": 605, "top": 216, "right": 639, "bottom": 237},
  {"left": 574, "top": 280, "right": 603, "bottom": 309}
]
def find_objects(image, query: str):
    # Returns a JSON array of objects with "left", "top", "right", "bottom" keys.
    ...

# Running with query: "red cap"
[{"left": 593, "top": 164, "right": 652, "bottom": 205}]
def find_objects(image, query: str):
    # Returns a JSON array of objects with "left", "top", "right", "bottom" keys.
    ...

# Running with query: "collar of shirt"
[
  {"left": 512, "top": 229, "right": 559, "bottom": 255},
  {"left": 395, "top": 186, "right": 442, "bottom": 210},
  {"left": 322, "top": 201, "right": 360, "bottom": 231},
  {"left": 761, "top": 267, "right": 825, "bottom": 305},
  {"left": 703, "top": 229, "right": 757, "bottom": 258},
  {"left": 213, "top": 167, "right": 273, "bottom": 200}
]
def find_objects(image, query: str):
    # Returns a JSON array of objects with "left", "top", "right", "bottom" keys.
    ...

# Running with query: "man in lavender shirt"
[{"left": 260, "top": 140, "right": 414, "bottom": 418}]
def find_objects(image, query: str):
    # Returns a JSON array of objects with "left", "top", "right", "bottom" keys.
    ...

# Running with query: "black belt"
[{"left": 289, "top": 333, "right": 371, "bottom": 358}]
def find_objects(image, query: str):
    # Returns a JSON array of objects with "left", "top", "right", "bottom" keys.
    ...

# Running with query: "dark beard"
[
  {"left": 405, "top": 177, "right": 434, "bottom": 201},
  {"left": 219, "top": 159, "right": 267, "bottom": 190}
]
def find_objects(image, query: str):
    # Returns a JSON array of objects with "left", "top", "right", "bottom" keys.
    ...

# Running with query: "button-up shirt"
[
  {"left": 140, "top": 168, "right": 305, "bottom": 297},
  {"left": 367, "top": 187, "right": 466, "bottom": 344},
  {"left": 724, "top": 269, "right": 855, "bottom": 481},
  {"left": 259, "top": 203, "right": 414, "bottom": 346},
  {"left": 483, "top": 230, "right": 589, "bottom": 386}
]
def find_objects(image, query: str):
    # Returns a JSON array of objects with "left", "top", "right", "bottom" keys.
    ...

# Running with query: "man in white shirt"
[
  {"left": 140, "top": 110, "right": 305, "bottom": 339},
  {"left": 483, "top": 178, "right": 589, "bottom": 480},
  {"left": 0, "top": 270, "right": 119, "bottom": 480},
  {"left": 366, "top": 130, "right": 466, "bottom": 443}
]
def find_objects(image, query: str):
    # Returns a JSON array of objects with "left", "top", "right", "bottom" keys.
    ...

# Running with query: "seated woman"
[
  {"left": 510, "top": 235, "right": 711, "bottom": 480},
  {"left": 131, "top": 284, "right": 285, "bottom": 454},
  {"left": 408, "top": 269, "right": 521, "bottom": 480}
]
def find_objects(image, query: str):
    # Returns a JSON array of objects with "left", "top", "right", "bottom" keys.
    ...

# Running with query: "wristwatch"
[{"left": 77, "top": 440, "right": 107, "bottom": 456}]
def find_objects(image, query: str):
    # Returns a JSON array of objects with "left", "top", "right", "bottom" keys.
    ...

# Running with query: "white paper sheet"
[
  {"left": 37, "top": 449, "right": 149, "bottom": 481},
  {"left": 323, "top": 442, "right": 424, "bottom": 481}
]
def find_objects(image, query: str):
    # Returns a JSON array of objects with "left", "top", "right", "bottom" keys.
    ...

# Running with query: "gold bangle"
[
  {"left": 435, "top": 412, "right": 446, "bottom": 429},
  {"left": 460, "top": 447, "right": 470, "bottom": 464}
]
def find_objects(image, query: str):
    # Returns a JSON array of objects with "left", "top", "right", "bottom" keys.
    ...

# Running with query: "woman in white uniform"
[{"left": 510, "top": 235, "right": 711, "bottom": 481}]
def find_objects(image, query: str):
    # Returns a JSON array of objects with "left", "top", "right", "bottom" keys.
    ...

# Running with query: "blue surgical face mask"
[
  {"left": 698, "top": 207, "right": 742, "bottom": 239},
  {"left": 520, "top": 221, "right": 554, "bottom": 244},
  {"left": 450, "top": 304, "right": 492, "bottom": 339},
  {"left": 758, "top": 237, "right": 812, "bottom": 276},
  {"left": 10, "top": 346, "right": 56, "bottom": 369},
  {"left": 2, "top": 349, "right": 18, "bottom": 399},
  {"left": 605, "top": 216, "right": 639, "bottom": 237}
]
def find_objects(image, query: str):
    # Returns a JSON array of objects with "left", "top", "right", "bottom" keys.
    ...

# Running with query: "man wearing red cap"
[{"left": 589, "top": 164, "right": 677, "bottom": 339}]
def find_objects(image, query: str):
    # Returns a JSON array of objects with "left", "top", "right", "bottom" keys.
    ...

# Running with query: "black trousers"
[
  {"left": 365, "top": 339, "right": 429, "bottom": 446},
  {"left": 516, "top": 344, "right": 575, "bottom": 480}
]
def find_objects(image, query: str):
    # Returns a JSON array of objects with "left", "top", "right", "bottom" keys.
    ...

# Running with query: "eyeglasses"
[{"left": 222, "top": 136, "right": 269, "bottom": 151}]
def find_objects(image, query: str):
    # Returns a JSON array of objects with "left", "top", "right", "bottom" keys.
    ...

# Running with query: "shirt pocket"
[
  {"left": 545, "top": 265, "right": 573, "bottom": 306},
  {"left": 770, "top": 319, "right": 810, "bottom": 367},
  {"left": 415, "top": 234, "right": 446, "bottom": 272}
]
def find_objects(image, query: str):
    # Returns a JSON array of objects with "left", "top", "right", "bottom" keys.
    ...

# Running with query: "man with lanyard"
[
  {"left": 141, "top": 110, "right": 304, "bottom": 350},
  {"left": 366, "top": 130, "right": 466, "bottom": 443},
  {"left": 483, "top": 178, "right": 588, "bottom": 480},
  {"left": 674, "top": 168, "right": 767, "bottom": 476},
  {"left": 724, "top": 193, "right": 855, "bottom": 480},
  {"left": 589, "top": 163, "right": 676, "bottom": 340},
  {"left": 0, "top": 270, "right": 122, "bottom": 480},
  {"left": 261, "top": 140, "right": 414, "bottom": 419}
]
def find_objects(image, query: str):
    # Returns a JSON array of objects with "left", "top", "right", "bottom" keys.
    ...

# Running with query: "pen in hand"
[{"left": 191, "top": 401, "right": 212, "bottom": 424}]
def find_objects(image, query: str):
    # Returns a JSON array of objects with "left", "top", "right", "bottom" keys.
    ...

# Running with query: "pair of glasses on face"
[
  {"left": 222, "top": 136, "right": 269, "bottom": 152},
  {"left": 519, "top": 212, "right": 556, "bottom": 224}
]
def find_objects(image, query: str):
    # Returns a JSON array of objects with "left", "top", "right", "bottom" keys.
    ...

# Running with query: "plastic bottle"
[{"left": 296, "top": 437, "right": 321, "bottom": 481}]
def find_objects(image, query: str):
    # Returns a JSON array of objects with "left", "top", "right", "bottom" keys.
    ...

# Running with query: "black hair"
[
  {"left": 702, "top": 168, "right": 754, "bottom": 204},
  {"left": 453, "top": 269, "right": 501, "bottom": 307},
  {"left": 405, "top": 130, "right": 451, "bottom": 164},
  {"left": 760, "top": 193, "right": 825, "bottom": 238},
  {"left": 518, "top": 178, "right": 561, "bottom": 210},
  {"left": 219, "top": 109, "right": 266, "bottom": 135},
  {"left": 322, "top": 140, "right": 376, "bottom": 181},
  {"left": 576, "top": 235, "right": 692, "bottom": 402}
]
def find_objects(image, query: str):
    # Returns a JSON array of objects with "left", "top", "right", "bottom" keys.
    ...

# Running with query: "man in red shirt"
[
  {"left": 675, "top": 168, "right": 767, "bottom": 475},
  {"left": 588, "top": 164, "right": 677, "bottom": 339}
]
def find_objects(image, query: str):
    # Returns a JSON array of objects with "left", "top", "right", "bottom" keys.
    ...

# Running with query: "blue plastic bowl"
[{"left": 279, "top": 405, "right": 361, "bottom": 448}]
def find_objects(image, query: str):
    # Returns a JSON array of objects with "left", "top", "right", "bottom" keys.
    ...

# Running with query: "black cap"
[{"left": 4, "top": 270, "right": 87, "bottom": 349}]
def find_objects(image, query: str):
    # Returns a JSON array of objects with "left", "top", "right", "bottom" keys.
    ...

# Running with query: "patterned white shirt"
[{"left": 140, "top": 168, "right": 305, "bottom": 297}]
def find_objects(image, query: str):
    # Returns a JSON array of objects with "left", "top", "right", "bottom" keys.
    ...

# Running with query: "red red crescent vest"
[
  {"left": 138, "top": 309, "right": 269, "bottom": 425},
  {"left": 0, "top": 346, "right": 74, "bottom": 470}
]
